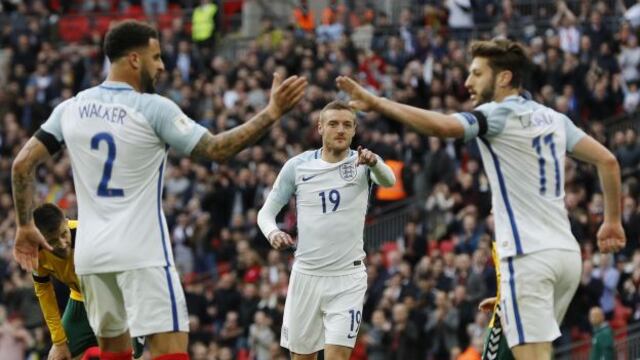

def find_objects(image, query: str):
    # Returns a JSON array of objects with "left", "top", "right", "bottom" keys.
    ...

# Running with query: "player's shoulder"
[
  {"left": 35, "top": 250, "right": 53, "bottom": 270},
  {"left": 476, "top": 96, "right": 541, "bottom": 119},
  {"left": 287, "top": 149, "right": 318, "bottom": 166},
  {"left": 139, "top": 93, "right": 176, "bottom": 107},
  {"left": 137, "top": 94, "right": 184, "bottom": 121},
  {"left": 50, "top": 97, "right": 77, "bottom": 113}
]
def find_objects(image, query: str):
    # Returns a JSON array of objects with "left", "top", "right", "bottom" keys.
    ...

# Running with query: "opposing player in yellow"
[
  {"left": 478, "top": 244, "right": 514, "bottom": 360},
  {"left": 32, "top": 203, "right": 143, "bottom": 360}
]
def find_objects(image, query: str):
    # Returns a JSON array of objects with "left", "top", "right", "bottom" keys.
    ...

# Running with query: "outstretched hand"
[
  {"left": 268, "top": 230, "right": 295, "bottom": 250},
  {"left": 266, "top": 73, "right": 307, "bottom": 119},
  {"left": 597, "top": 221, "right": 626, "bottom": 253},
  {"left": 336, "top": 76, "right": 379, "bottom": 112},
  {"left": 357, "top": 145, "right": 378, "bottom": 166},
  {"left": 13, "top": 223, "right": 52, "bottom": 271}
]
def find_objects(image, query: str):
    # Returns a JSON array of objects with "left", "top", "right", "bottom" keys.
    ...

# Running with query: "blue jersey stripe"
[
  {"left": 479, "top": 138, "right": 523, "bottom": 254},
  {"left": 508, "top": 258, "right": 525, "bottom": 344},
  {"left": 156, "top": 159, "right": 179, "bottom": 331},
  {"left": 98, "top": 85, "right": 133, "bottom": 91}
]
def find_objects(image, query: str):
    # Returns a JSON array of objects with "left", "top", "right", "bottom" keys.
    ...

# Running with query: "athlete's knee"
[
  {"left": 511, "top": 341, "right": 552, "bottom": 360},
  {"left": 98, "top": 331, "right": 131, "bottom": 353},
  {"left": 290, "top": 351, "right": 318, "bottom": 360},
  {"left": 324, "top": 344, "right": 353, "bottom": 360},
  {"left": 147, "top": 331, "right": 188, "bottom": 357}
]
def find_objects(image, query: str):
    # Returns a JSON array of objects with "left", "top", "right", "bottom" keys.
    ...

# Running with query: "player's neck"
[
  {"left": 493, "top": 88, "right": 520, "bottom": 103},
  {"left": 107, "top": 66, "right": 142, "bottom": 92},
  {"left": 321, "top": 147, "right": 349, "bottom": 163}
]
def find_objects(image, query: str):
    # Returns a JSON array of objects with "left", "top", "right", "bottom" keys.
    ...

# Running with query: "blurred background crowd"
[{"left": 0, "top": 0, "right": 640, "bottom": 359}]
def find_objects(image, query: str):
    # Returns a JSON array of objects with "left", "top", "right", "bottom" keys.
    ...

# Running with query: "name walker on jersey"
[{"left": 79, "top": 103, "right": 127, "bottom": 125}]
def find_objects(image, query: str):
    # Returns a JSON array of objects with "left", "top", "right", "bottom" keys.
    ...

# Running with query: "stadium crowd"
[{"left": 1, "top": 0, "right": 640, "bottom": 359}]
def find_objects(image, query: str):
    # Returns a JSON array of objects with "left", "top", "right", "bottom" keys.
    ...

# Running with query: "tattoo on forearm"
[
  {"left": 12, "top": 141, "right": 41, "bottom": 226},
  {"left": 192, "top": 111, "right": 275, "bottom": 162}
]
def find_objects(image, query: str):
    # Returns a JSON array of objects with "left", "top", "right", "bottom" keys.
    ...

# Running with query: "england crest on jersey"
[{"left": 339, "top": 162, "right": 357, "bottom": 181}]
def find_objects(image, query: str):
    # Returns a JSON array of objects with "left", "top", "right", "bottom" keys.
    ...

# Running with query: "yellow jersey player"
[
  {"left": 32, "top": 203, "right": 144, "bottom": 360},
  {"left": 478, "top": 244, "right": 514, "bottom": 360}
]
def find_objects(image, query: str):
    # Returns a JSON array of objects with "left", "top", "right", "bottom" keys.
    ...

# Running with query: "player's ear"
[
  {"left": 317, "top": 115, "right": 324, "bottom": 135},
  {"left": 497, "top": 70, "right": 513, "bottom": 88},
  {"left": 128, "top": 51, "right": 141, "bottom": 70}
]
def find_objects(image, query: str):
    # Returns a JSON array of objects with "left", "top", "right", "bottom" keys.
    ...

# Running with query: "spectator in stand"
[
  {"left": 589, "top": 306, "right": 615, "bottom": 360},
  {"left": 0, "top": 308, "right": 34, "bottom": 360}
]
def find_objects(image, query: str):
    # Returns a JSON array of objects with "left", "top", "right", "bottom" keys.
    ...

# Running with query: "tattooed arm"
[
  {"left": 191, "top": 109, "right": 279, "bottom": 162},
  {"left": 191, "top": 73, "right": 307, "bottom": 162},
  {"left": 12, "top": 137, "right": 53, "bottom": 271}
]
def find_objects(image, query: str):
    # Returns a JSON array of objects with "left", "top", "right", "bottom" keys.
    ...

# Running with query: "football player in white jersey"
[
  {"left": 11, "top": 20, "right": 306, "bottom": 360},
  {"left": 337, "top": 39, "right": 626, "bottom": 359},
  {"left": 257, "top": 100, "right": 395, "bottom": 360}
]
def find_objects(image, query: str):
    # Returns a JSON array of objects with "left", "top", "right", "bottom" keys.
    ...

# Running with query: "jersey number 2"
[
  {"left": 532, "top": 133, "right": 560, "bottom": 197},
  {"left": 91, "top": 132, "right": 124, "bottom": 197}
]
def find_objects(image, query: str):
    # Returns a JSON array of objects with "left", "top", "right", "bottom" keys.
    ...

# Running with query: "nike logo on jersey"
[
  {"left": 302, "top": 174, "right": 318, "bottom": 181},
  {"left": 347, "top": 334, "right": 357, "bottom": 339}
]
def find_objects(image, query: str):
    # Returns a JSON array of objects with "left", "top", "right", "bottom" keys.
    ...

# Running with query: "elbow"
[
  {"left": 210, "top": 154, "right": 228, "bottom": 163},
  {"left": 11, "top": 156, "right": 30, "bottom": 177},
  {"left": 600, "top": 152, "right": 620, "bottom": 171}
]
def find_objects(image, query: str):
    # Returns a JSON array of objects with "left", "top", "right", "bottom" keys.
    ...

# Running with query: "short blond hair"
[{"left": 319, "top": 100, "right": 355, "bottom": 123}]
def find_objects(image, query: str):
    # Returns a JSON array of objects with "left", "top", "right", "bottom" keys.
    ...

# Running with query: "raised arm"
[
  {"left": 191, "top": 74, "right": 307, "bottom": 162},
  {"left": 570, "top": 135, "right": 625, "bottom": 253},
  {"left": 356, "top": 146, "right": 396, "bottom": 187},
  {"left": 12, "top": 137, "right": 54, "bottom": 271},
  {"left": 336, "top": 76, "right": 465, "bottom": 138}
]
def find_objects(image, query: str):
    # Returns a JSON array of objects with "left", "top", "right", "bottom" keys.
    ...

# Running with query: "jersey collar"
[{"left": 99, "top": 81, "right": 135, "bottom": 91}]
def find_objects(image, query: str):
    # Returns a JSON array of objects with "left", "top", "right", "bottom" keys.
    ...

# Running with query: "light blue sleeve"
[
  {"left": 563, "top": 115, "right": 587, "bottom": 152},
  {"left": 40, "top": 99, "right": 72, "bottom": 142},
  {"left": 143, "top": 95, "right": 208, "bottom": 155},
  {"left": 269, "top": 158, "right": 298, "bottom": 206},
  {"left": 453, "top": 102, "right": 510, "bottom": 142},
  {"left": 257, "top": 158, "right": 300, "bottom": 238}
]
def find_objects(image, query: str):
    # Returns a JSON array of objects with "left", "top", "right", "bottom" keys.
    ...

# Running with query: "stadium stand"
[{"left": 0, "top": 0, "right": 639, "bottom": 359}]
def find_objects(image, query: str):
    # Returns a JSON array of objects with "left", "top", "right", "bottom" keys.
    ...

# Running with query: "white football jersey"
[
  {"left": 263, "top": 149, "right": 375, "bottom": 276},
  {"left": 455, "top": 95, "right": 586, "bottom": 259},
  {"left": 40, "top": 81, "right": 206, "bottom": 275}
]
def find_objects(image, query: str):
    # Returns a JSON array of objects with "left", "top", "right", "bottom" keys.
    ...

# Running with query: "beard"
[
  {"left": 476, "top": 80, "right": 496, "bottom": 106},
  {"left": 140, "top": 68, "right": 156, "bottom": 93}
]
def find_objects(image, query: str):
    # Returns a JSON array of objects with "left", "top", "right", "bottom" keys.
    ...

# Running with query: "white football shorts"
[
  {"left": 79, "top": 266, "right": 189, "bottom": 337},
  {"left": 499, "top": 249, "right": 581, "bottom": 348},
  {"left": 281, "top": 269, "right": 367, "bottom": 354}
]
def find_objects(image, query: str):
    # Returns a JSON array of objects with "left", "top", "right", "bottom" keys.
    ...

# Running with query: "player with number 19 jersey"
[
  {"left": 39, "top": 81, "right": 206, "bottom": 275},
  {"left": 260, "top": 149, "right": 373, "bottom": 276}
]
